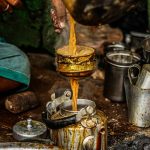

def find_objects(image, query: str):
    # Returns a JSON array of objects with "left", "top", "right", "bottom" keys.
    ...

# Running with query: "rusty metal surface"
[
  {"left": 49, "top": 110, "right": 107, "bottom": 150},
  {"left": 0, "top": 53, "right": 150, "bottom": 149}
]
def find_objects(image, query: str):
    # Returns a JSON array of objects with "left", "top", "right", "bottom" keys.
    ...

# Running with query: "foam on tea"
[{"left": 57, "top": 45, "right": 94, "bottom": 56}]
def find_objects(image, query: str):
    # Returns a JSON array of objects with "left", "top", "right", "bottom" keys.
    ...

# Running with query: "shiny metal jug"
[
  {"left": 124, "top": 65, "right": 150, "bottom": 127},
  {"left": 42, "top": 90, "right": 107, "bottom": 150},
  {"left": 62, "top": 0, "right": 140, "bottom": 25}
]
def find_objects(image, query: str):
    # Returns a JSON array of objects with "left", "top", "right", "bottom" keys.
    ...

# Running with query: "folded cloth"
[{"left": 0, "top": 41, "right": 30, "bottom": 91}]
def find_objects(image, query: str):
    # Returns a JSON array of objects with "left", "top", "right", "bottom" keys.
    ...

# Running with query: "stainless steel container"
[
  {"left": 104, "top": 51, "right": 141, "bottom": 102},
  {"left": 124, "top": 70, "right": 150, "bottom": 127},
  {"left": 43, "top": 99, "right": 107, "bottom": 150}
]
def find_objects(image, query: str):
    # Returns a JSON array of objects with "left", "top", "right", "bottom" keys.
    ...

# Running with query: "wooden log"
[{"left": 5, "top": 91, "right": 40, "bottom": 114}]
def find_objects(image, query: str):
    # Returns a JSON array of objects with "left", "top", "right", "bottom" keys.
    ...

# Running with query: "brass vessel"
[
  {"left": 62, "top": 0, "right": 140, "bottom": 25},
  {"left": 44, "top": 98, "right": 107, "bottom": 150},
  {"left": 56, "top": 45, "right": 96, "bottom": 78},
  {"left": 49, "top": 110, "right": 107, "bottom": 150}
]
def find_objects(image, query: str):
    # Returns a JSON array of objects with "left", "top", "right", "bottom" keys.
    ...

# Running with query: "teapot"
[{"left": 62, "top": 0, "right": 140, "bottom": 25}]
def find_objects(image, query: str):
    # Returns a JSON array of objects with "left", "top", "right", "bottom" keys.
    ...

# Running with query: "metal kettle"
[{"left": 62, "top": 0, "right": 140, "bottom": 25}]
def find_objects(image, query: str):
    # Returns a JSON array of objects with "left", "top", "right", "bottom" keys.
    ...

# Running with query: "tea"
[{"left": 69, "top": 15, "right": 78, "bottom": 111}]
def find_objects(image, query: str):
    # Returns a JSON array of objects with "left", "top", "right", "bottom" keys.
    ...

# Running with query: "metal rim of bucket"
[
  {"left": 105, "top": 51, "right": 141, "bottom": 68},
  {"left": 59, "top": 99, "right": 96, "bottom": 116},
  {"left": 130, "top": 31, "right": 150, "bottom": 38}
]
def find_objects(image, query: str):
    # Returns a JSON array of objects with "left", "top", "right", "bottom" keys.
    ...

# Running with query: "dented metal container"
[
  {"left": 49, "top": 110, "right": 107, "bottom": 150},
  {"left": 124, "top": 64, "right": 150, "bottom": 127},
  {"left": 43, "top": 97, "right": 107, "bottom": 150}
]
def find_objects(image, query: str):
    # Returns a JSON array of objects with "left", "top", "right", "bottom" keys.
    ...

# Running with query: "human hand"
[
  {"left": 0, "top": 0, "right": 22, "bottom": 13},
  {"left": 51, "top": 0, "right": 67, "bottom": 33}
]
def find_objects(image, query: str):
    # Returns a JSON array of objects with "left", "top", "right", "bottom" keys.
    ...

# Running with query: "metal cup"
[
  {"left": 136, "top": 64, "right": 150, "bottom": 89},
  {"left": 125, "top": 82, "right": 150, "bottom": 127}
]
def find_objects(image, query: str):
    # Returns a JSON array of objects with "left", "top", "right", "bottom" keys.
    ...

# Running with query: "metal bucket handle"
[{"left": 128, "top": 64, "right": 141, "bottom": 85}]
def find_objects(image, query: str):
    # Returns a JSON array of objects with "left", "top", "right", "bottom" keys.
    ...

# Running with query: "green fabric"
[
  {"left": 0, "top": 0, "right": 57, "bottom": 55},
  {"left": 0, "top": 41, "right": 30, "bottom": 91}
]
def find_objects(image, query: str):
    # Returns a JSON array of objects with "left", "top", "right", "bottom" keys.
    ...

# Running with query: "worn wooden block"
[{"left": 5, "top": 91, "right": 40, "bottom": 114}]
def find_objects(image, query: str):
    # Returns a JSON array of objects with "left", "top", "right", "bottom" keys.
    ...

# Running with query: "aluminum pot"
[
  {"left": 104, "top": 51, "right": 141, "bottom": 102},
  {"left": 56, "top": 45, "right": 96, "bottom": 78}
]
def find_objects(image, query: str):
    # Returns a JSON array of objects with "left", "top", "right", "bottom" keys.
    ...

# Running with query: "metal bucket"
[
  {"left": 104, "top": 51, "right": 141, "bottom": 102},
  {"left": 124, "top": 68, "right": 150, "bottom": 127},
  {"left": 44, "top": 99, "right": 107, "bottom": 150}
]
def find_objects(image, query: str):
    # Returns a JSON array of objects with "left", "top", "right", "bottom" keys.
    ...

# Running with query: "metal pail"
[{"left": 124, "top": 76, "right": 150, "bottom": 127}]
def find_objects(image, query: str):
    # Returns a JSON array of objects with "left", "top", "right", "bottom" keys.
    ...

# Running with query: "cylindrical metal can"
[
  {"left": 56, "top": 45, "right": 96, "bottom": 78},
  {"left": 48, "top": 110, "right": 107, "bottom": 150},
  {"left": 125, "top": 80, "right": 150, "bottom": 128},
  {"left": 104, "top": 51, "right": 141, "bottom": 102}
]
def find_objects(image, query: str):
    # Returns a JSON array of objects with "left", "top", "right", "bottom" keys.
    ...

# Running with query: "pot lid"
[{"left": 13, "top": 118, "right": 47, "bottom": 141}]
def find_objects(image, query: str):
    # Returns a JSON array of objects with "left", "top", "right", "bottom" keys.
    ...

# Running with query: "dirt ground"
[{"left": 0, "top": 53, "right": 150, "bottom": 149}]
